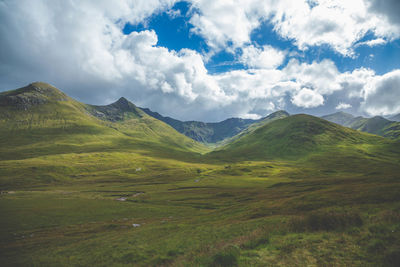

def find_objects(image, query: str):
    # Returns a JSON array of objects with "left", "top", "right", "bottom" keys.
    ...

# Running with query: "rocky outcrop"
[{"left": 0, "top": 83, "right": 68, "bottom": 110}]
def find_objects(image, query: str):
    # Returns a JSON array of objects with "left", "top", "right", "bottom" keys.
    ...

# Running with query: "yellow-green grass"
[
  {"left": 1, "top": 149, "right": 400, "bottom": 266},
  {"left": 1, "top": 83, "right": 400, "bottom": 266}
]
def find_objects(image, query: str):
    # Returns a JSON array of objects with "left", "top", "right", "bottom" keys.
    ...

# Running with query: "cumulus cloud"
[
  {"left": 0, "top": 0, "right": 399, "bottom": 121},
  {"left": 188, "top": 0, "right": 266, "bottom": 50},
  {"left": 367, "top": 0, "right": 400, "bottom": 26},
  {"left": 283, "top": 59, "right": 342, "bottom": 94},
  {"left": 270, "top": 0, "right": 398, "bottom": 56},
  {"left": 291, "top": 88, "right": 324, "bottom": 108},
  {"left": 360, "top": 70, "right": 400, "bottom": 116},
  {"left": 240, "top": 45, "right": 286, "bottom": 69},
  {"left": 335, "top": 102, "right": 352, "bottom": 110},
  {"left": 185, "top": 0, "right": 400, "bottom": 56}
]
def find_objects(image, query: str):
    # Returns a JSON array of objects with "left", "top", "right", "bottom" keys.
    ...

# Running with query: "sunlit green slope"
[
  {"left": 322, "top": 111, "right": 400, "bottom": 139},
  {"left": 0, "top": 82, "right": 207, "bottom": 160},
  {"left": 1, "top": 84, "right": 400, "bottom": 267},
  {"left": 211, "top": 114, "right": 400, "bottom": 161}
]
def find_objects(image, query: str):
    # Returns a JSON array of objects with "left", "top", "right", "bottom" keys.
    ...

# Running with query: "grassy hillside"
[
  {"left": 211, "top": 114, "right": 399, "bottom": 161},
  {"left": 0, "top": 82, "right": 207, "bottom": 161},
  {"left": 1, "top": 84, "right": 400, "bottom": 266},
  {"left": 350, "top": 116, "right": 400, "bottom": 139},
  {"left": 218, "top": 110, "right": 290, "bottom": 146},
  {"left": 322, "top": 111, "right": 400, "bottom": 139},
  {"left": 321, "top": 111, "right": 356, "bottom": 126}
]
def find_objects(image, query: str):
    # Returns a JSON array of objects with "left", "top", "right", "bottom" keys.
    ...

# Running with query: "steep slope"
[
  {"left": 87, "top": 97, "right": 143, "bottom": 121},
  {"left": 142, "top": 108, "right": 260, "bottom": 143},
  {"left": 219, "top": 110, "right": 290, "bottom": 145},
  {"left": 240, "top": 110, "right": 290, "bottom": 132},
  {"left": 0, "top": 82, "right": 207, "bottom": 160},
  {"left": 142, "top": 108, "right": 291, "bottom": 143},
  {"left": 350, "top": 116, "right": 392, "bottom": 135},
  {"left": 322, "top": 112, "right": 400, "bottom": 139},
  {"left": 141, "top": 107, "right": 260, "bottom": 143},
  {"left": 210, "top": 114, "right": 398, "bottom": 161},
  {"left": 86, "top": 97, "right": 207, "bottom": 153},
  {"left": 321, "top": 111, "right": 357, "bottom": 126},
  {"left": 389, "top": 113, "right": 400, "bottom": 122},
  {"left": 141, "top": 108, "right": 216, "bottom": 143}
]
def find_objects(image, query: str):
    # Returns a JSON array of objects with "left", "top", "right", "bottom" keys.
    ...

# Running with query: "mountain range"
[
  {"left": 141, "top": 107, "right": 260, "bottom": 143},
  {"left": 142, "top": 108, "right": 400, "bottom": 144},
  {"left": 389, "top": 113, "right": 400, "bottom": 122},
  {"left": 1, "top": 83, "right": 399, "bottom": 157},
  {"left": 0, "top": 82, "right": 206, "bottom": 161},
  {"left": 322, "top": 111, "right": 400, "bottom": 139},
  {"left": 1, "top": 82, "right": 400, "bottom": 266}
]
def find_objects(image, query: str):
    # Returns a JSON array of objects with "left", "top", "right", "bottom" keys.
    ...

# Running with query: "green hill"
[
  {"left": 1, "top": 83, "right": 400, "bottom": 267},
  {"left": 321, "top": 111, "right": 356, "bottom": 126},
  {"left": 322, "top": 111, "right": 400, "bottom": 139},
  {"left": 218, "top": 110, "right": 290, "bottom": 145},
  {"left": 211, "top": 114, "right": 398, "bottom": 161},
  {"left": 0, "top": 82, "right": 207, "bottom": 161}
]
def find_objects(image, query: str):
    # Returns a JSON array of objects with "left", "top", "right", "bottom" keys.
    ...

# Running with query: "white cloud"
[
  {"left": 240, "top": 45, "right": 286, "bottom": 69},
  {"left": 367, "top": 0, "right": 400, "bottom": 26},
  {"left": 188, "top": 0, "right": 266, "bottom": 51},
  {"left": 355, "top": 38, "right": 387, "bottom": 47},
  {"left": 187, "top": 0, "right": 400, "bottom": 56},
  {"left": 270, "top": 0, "right": 387, "bottom": 56},
  {"left": 283, "top": 59, "right": 342, "bottom": 94},
  {"left": 360, "top": 70, "right": 400, "bottom": 116},
  {"left": 0, "top": 0, "right": 400, "bottom": 121},
  {"left": 335, "top": 102, "right": 352, "bottom": 109},
  {"left": 291, "top": 88, "right": 324, "bottom": 108},
  {"left": 338, "top": 68, "right": 375, "bottom": 98}
]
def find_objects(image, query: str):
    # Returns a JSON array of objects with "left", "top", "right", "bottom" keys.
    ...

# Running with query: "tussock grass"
[
  {"left": 289, "top": 211, "right": 363, "bottom": 232},
  {"left": 1, "top": 83, "right": 400, "bottom": 266}
]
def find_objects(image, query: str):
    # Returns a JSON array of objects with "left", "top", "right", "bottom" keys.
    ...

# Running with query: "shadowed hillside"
[{"left": 141, "top": 107, "right": 261, "bottom": 143}]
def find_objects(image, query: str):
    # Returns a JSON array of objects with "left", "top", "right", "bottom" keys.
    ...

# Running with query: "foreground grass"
[
  {"left": 1, "top": 151, "right": 399, "bottom": 266},
  {"left": 1, "top": 83, "right": 399, "bottom": 266}
]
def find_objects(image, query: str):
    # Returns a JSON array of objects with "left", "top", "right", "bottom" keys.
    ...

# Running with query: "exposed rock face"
[
  {"left": 0, "top": 83, "right": 68, "bottom": 110},
  {"left": 87, "top": 97, "right": 143, "bottom": 122},
  {"left": 0, "top": 93, "right": 47, "bottom": 110}
]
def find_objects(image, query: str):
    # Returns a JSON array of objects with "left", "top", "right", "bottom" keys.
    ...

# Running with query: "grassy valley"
[
  {"left": 1, "top": 83, "right": 400, "bottom": 266},
  {"left": 141, "top": 108, "right": 260, "bottom": 143}
]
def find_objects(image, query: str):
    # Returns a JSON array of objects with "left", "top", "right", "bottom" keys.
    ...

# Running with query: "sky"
[{"left": 0, "top": 0, "right": 400, "bottom": 122}]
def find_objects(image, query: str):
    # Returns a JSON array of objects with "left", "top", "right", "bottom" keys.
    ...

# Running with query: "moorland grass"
[{"left": 1, "top": 83, "right": 400, "bottom": 266}]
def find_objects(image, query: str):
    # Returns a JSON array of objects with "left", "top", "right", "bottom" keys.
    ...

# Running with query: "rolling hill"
[
  {"left": 0, "top": 82, "right": 207, "bottom": 161},
  {"left": 211, "top": 114, "right": 400, "bottom": 161},
  {"left": 322, "top": 111, "right": 400, "bottom": 139},
  {"left": 1, "top": 83, "right": 400, "bottom": 267}
]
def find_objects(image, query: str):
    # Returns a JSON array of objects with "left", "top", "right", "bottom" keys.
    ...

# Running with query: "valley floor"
[{"left": 1, "top": 151, "right": 400, "bottom": 266}]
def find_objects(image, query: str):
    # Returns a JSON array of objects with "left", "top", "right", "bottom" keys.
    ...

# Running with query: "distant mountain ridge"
[
  {"left": 322, "top": 111, "right": 400, "bottom": 139},
  {"left": 389, "top": 113, "right": 400, "bottom": 122},
  {"left": 141, "top": 107, "right": 290, "bottom": 143}
]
